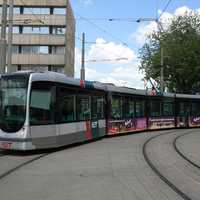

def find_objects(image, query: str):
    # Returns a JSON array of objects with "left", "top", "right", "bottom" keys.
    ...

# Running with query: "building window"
[
  {"left": 23, "top": 7, "right": 50, "bottom": 15},
  {"left": 14, "top": 7, "right": 20, "bottom": 14},
  {"left": 52, "top": 46, "right": 65, "bottom": 55},
  {"left": 51, "top": 66, "right": 64, "bottom": 73},
  {"left": 52, "top": 27, "right": 65, "bottom": 35},
  {"left": 12, "top": 46, "right": 19, "bottom": 54},
  {"left": 21, "top": 65, "right": 49, "bottom": 72},
  {"left": 21, "top": 46, "right": 49, "bottom": 54},
  {"left": 53, "top": 8, "right": 66, "bottom": 15},
  {"left": 23, "top": 26, "right": 49, "bottom": 34},
  {"left": 17, "top": 65, "right": 21, "bottom": 71},
  {"left": 13, "top": 26, "right": 20, "bottom": 33},
  {"left": 39, "top": 46, "right": 49, "bottom": 54}
]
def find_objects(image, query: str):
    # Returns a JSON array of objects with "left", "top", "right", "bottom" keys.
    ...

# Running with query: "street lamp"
[{"left": 137, "top": 18, "right": 164, "bottom": 93}]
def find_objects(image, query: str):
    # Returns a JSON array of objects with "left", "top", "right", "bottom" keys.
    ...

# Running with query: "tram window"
[
  {"left": 163, "top": 102, "right": 174, "bottom": 116},
  {"left": 0, "top": 76, "right": 28, "bottom": 132},
  {"left": 135, "top": 101, "right": 145, "bottom": 117},
  {"left": 92, "top": 96, "right": 104, "bottom": 119},
  {"left": 191, "top": 102, "right": 200, "bottom": 116},
  {"left": 77, "top": 96, "right": 91, "bottom": 121},
  {"left": 129, "top": 99, "right": 135, "bottom": 117},
  {"left": 149, "top": 100, "right": 161, "bottom": 117},
  {"left": 111, "top": 96, "right": 122, "bottom": 119},
  {"left": 30, "top": 82, "right": 55, "bottom": 125},
  {"left": 57, "top": 87, "right": 76, "bottom": 123},
  {"left": 124, "top": 97, "right": 134, "bottom": 118},
  {"left": 179, "top": 102, "right": 190, "bottom": 116}
]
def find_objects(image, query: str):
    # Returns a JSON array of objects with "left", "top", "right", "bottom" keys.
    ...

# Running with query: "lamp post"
[{"left": 137, "top": 18, "right": 164, "bottom": 93}]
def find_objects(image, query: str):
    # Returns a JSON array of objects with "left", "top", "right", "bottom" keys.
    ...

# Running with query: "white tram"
[
  {"left": 0, "top": 71, "right": 106, "bottom": 150},
  {"left": 1, "top": 71, "right": 200, "bottom": 150}
]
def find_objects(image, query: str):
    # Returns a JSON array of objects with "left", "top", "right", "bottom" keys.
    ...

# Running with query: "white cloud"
[
  {"left": 174, "top": 6, "right": 192, "bottom": 16},
  {"left": 100, "top": 64, "right": 144, "bottom": 88},
  {"left": 87, "top": 38, "right": 137, "bottom": 64},
  {"left": 74, "top": 38, "right": 144, "bottom": 89},
  {"left": 131, "top": 22, "right": 158, "bottom": 45},
  {"left": 74, "top": 47, "right": 82, "bottom": 78},
  {"left": 75, "top": 47, "right": 81, "bottom": 66},
  {"left": 131, "top": 6, "right": 200, "bottom": 46},
  {"left": 85, "top": 63, "right": 144, "bottom": 89}
]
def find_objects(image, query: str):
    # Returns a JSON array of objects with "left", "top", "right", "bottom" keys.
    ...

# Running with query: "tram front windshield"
[{"left": 0, "top": 75, "right": 28, "bottom": 133}]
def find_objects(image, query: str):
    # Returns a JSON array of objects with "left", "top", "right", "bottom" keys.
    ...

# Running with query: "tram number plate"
[{"left": 1, "top": 142, "right": 12, "bottom": 149}]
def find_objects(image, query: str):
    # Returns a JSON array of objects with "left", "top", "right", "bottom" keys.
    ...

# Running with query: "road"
[{"left": 0, "top": 129, "right": 199, "bottom": 200}]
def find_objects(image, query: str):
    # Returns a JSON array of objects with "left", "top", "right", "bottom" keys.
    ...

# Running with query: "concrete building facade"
[{"left": 0, "top": 0, "right": 75, "bottom": 77}]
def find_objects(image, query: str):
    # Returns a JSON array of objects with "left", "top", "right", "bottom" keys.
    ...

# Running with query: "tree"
[{"left": 139, "top": 12, "right": 200, "bottom": 94}]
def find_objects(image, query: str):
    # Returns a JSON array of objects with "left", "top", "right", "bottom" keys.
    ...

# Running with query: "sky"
[{"left": 70, "top": 0, "right": 200, "bottom": 89}]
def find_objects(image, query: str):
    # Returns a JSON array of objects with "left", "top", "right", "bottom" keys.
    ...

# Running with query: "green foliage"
[{"left": 139, "top": 12, "right": 200, "bottom": 94}]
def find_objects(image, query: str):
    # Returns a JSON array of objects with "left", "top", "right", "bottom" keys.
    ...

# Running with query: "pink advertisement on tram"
[
  {"left": 189, "top": 117, "right": 200, "bottom": 127},
  {"left": 135, "top": 118, "right": 147, "bottom": 131},
  {"left": 148, "top": 117, "right": 175, "bottom": 129},
  {"left": 107, "top": 118, "right": 147, "bottom": 135}
]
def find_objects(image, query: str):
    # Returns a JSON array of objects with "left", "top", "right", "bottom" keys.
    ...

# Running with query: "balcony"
[
  {"left": 0, "top": 14, "right": 66, "bottom": 26},
  {"left": 12, "top": 54, "right": 65, "bottom": 65},
  {"left": 12, "top": 34, "right": 65, "bottom": 45},
  {"left": 0, "top": 0, "right": 66, "bottom": 7}
]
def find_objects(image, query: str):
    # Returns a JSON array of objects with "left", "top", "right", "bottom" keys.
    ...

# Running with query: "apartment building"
[{"left": 0, "top": 0, "right": 75, "bottom": 77}]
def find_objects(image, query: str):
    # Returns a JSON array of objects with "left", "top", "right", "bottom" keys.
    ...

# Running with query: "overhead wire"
[
  {"left": 158, "top": 0, "right": 173, "bottom": 20},
  {"left": 75, "top": 35, "right": 109, "bottom": 44},
  {"left": 75, "top": 36, "right": 129, "bottom": 63},
  {"left": 74, "top": 11, "right": 137, "bottom": 64},
  {"left": 75, "top": 12, "right": 129, "bottom": 47},
  {"left": 85, "top": 57, "right": 129, "bottom": 63},
  {"left": 75, "top": 17, "right": 139, "bottom": 22}
]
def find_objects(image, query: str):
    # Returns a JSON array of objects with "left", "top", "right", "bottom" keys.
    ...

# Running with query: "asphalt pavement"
[{"left": 0, "top": 129, "right": 199, "bottom": 200}]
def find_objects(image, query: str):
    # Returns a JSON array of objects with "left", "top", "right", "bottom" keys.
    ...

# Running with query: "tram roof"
[
  {"left": 175, "top": 93, "right": 200, "bottom": 99},
  {"left": 105, "top": 84, "right": 146, "bottom": 96},
  {"left": 4, "top": 71, "right": 200, "bottom": 100},
  {"left": 29, "top": 71, "right": 107, "bottom": 91}
]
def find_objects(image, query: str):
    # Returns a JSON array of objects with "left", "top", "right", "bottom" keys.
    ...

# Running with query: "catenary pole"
[
  {"left": 7, "top": 0, "right": 14, "bottom": 73},
  {"left": 0, "top": 0, "right": 7, "bottom": 74},
  {"left": 81, "top": 32, "right": 85, "bottom": 80}
]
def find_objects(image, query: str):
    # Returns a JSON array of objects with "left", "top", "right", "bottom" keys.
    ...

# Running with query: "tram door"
[
  {"left": 178, "top": 101, "right": 190, "bottom": 127},
  {"left": 29, "top": 82, "right": 57, "bottom": 148},
  {"left": 91, "top": 96, "right": 105, "bottom": 138}
]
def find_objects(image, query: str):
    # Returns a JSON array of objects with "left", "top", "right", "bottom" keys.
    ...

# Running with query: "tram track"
[
  {"left": 173, "top": 131, "right": 200, "bottom": 171},
  {"left": 143, "top": 130, "right": 192, "bottom": 200},
  {"left": 0, "top": 129, "right": 199, "bottom": 200},
  {"left": 0, "top": 152, "right": 50, "bottom": 180},
  {"left": 0, "top": 144, "right": 79, "bottom": 181}
]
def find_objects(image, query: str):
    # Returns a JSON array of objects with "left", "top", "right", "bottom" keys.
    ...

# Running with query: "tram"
[{"left": 0, "top": 71, "right": 200, "bottom": 150}]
